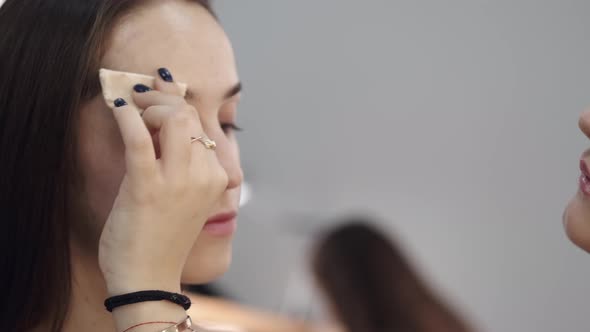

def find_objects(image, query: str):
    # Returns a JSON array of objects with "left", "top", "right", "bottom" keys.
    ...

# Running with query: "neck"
[{"left": 57, "top": 241, "right": 115, "bottom": 332}]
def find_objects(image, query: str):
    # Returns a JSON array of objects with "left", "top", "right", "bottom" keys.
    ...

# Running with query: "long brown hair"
[
  {"left": 0, "top": 1, "right": 212, "bottom": 331},
  {"left": 312, "top": 218, "right": 472, "bottom": 332}
]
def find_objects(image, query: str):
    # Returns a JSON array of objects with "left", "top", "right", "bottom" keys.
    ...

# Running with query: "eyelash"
[{"left": 220, "top": 123, "right": 243, "bottom": 134}]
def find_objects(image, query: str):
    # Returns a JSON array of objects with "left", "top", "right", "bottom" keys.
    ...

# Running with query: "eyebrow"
[{"left": 185, "top": 82, "right": 242, "bottom": 101}]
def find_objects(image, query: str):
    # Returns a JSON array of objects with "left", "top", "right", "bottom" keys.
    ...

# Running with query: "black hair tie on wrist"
[{"left": 104, "top": 290, "right": 191, "bottom": 312}]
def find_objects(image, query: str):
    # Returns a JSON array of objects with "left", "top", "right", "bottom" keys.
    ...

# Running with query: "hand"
[{"left": 98, "top": 68, "right": 228, "bottom": 295}]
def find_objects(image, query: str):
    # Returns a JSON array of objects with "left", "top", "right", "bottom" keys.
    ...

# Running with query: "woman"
[
  {"left": 0, "top": 0, "right": 245, "bottom": 331},
  {"left": 564, "top": 110, "right": 590, "bottom": 253},
  {"left": 311, "top": 219, "right": 474, "bottom": 332}
]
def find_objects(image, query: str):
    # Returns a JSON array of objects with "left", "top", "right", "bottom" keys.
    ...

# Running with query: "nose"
[
  {"left": 214, "top": 134, "right": 243, "bottom": 191},
  {"left": 223, "top": 151, "right": 243, "bottom": 190}
]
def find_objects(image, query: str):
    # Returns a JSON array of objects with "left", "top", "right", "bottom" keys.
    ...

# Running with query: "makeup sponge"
[{"left": 99, "top": 68, "right": 188, "bottom": 111}]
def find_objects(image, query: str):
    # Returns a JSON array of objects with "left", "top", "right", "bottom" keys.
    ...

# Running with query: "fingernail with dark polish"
[
  {"left": 133, "top": 83, "right": 151, "bottom": 93},
  {"left": 158, "top": 67, "right": 174, "bottom": 82},
  {"left": 114, "top": 98, "right": 127, "bottom": 107}
]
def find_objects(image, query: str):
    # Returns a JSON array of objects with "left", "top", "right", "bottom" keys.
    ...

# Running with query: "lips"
[
  {"left": 202, "top": 211, "right": 237, "bottom": 236},
  {"left": 206, "top": 211, "right": 237, "bottom": 224}
]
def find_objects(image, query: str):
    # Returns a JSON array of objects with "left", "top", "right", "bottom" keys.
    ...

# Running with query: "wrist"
[
  {"left": 105, "top": 275, "right": 182, "bottom": 297},
  {"left": 111, "top": 301, "right": 187, "bottom": 332},
  {"left": 102, "top": 262, "right": 182, "bottom": 295}
]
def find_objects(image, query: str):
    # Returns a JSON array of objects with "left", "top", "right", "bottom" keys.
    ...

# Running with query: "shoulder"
[{"left": 186, "top": 292, "right": 316, "bottom": 332}]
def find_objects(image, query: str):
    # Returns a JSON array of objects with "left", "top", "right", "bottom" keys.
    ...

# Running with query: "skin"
[
  {"left": 76, "top": 0, "right": 243, "bottom": 284},
  {"left": 563, "top": 110, "right": 590, "bottom": 252},
  {"left": 41, "top": 1, "right": 243, "bottom": 331},
  {"left": 33, "top": 2, "right": 344, "bottom": 331},
  {"left": 188, "top": 294, "right": 323, "bottom": 332}
]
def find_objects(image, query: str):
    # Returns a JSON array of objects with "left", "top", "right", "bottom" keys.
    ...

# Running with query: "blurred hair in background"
[{"left": 312, "top": 218, "right": 473, "bottom": 332}]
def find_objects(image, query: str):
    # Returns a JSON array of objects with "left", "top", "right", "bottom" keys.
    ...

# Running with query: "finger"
[
  {"left": 141, "top": 105, "right": 174, "bottom": 132},
  {"left": 155, "top": 67, "right": 184, "bottom": 96},
  {"left": 197, "top": 149, "right": 228, "bottom": 191},
  {"left": 132, "top": 86, "right": 185, "bottom": 110},
  {"left": 142, "top": 104, "right": 203, "bottom": 133},
  {"left": 578, "top": 109, "right": 590, "bottom": 139},
  {"left": 159, "top": 106, "right": 200, "bottom": 175},
  {"left": 187, "top": 134, "right": 229, "bottom": 203},
  {"left": 110, "top": 98, "right": 157, "bottom": 178}
]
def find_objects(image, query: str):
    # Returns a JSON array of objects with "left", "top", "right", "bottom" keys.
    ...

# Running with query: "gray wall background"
[{"left": 213, "top": 1, "right": 590, "bottom": 331}]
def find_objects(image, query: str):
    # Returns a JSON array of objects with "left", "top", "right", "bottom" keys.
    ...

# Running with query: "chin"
[
  {"left": 180, "top": 235, "right": 234, "bottom": 284},
  {"left": 564, "top": 199, "right": 590, "bottom": 253}
]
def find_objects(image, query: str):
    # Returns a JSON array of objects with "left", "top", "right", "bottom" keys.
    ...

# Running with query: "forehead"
[{"left": 101, "top": 0, "right": 237, "bottom": 100}]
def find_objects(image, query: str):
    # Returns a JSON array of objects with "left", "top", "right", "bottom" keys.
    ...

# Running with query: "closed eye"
[{"left": 220, "top": 123, "right": 243, "bottom": 134}]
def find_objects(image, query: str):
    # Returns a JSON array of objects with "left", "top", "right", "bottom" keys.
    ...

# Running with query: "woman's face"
[
  {"left": 76, "top": 0, "right": 243, "bottom": 283},
  {"left": 564, "top": 112, "right": 590, "bottom": 253}
]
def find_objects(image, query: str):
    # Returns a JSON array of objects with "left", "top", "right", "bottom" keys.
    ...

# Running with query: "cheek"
[
  {"left": 182, "top": 236, "right": 233, "bottom": 283},
  {"left": 80, "top": 147, "right": 125, "bottom": 224},
  {"left": 77, "top": 102, "right": 127, "bottom": 225}
]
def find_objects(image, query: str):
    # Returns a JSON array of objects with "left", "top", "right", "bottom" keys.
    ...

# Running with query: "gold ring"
[{"left": 190, "top": 136, "right": 216, "bottom": 150}]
